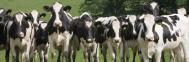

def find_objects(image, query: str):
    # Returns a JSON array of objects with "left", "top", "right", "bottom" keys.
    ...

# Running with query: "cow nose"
[
  {"left": 146, "top": 37, "right": 154, "bottom": 41},
  {"left": 114, "top": 38, "right": 121, "bottom": 43},
  {"left": 54, "top": 20, "right": 62, "bottom": 27},
  {"left": 86, "top": 39, "right": 93, "bottom": 43},
  {"left": 33, "top": 23, "right": 38, "bottom": 27},
  {"left": 19, "top": 32, "right": 24, "bottom": 38}
]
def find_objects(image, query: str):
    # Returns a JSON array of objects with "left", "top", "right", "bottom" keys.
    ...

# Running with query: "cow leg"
[
  {"left": 5, "top": 44, "right": 10, "bottom": 62},
  {"left": 161, "top": 51, "right": 165, "bottom": 62},
  {"left": 138, "top": 49, "right": 144, "bottom": 62},
  {"left": 132, "top": 48, "right": 137, "bottom": 62},
  {"left": 107, "top": 41, "right": 116, "bottom": 62},
  {"left": 22, "top": 41, "right": 31, "bottom": 62},
  {"left": 58, "top": 49, "right": 61, "bottom": 62},
  {"left": 141, "top": 48, "right": 149, "bottom": 62},
  {"left": 15, "top": 47, "right": 19, "bottom": 62},
  {"left": 44, "top": 45, "right": 49, "bottom": 62},
  {"left": 38, "top": 49, "right": 44, "bottom": 62},
  {"left": 93, "top": 43, "right": 99, "bottom": 62},
  {"left": 101, "top": 45, "right": 107, "bottom": 62},
  {"left": 155, "top": 49, "right": 162, "bottom": 62},
  {"left": 120, "top": 42, "right": 125, "bottom": 62}
]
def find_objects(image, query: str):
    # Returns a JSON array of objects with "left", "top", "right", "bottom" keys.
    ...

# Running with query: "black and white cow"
[
  {"left": 35, "top": 22, "right": 49, "bottom": 62},
  {"left": 94, "top": 16, "right": 121, "bottom": 62},
  {"left": 26, "top": 10, "right": 47, "bottom": 62},
  {"left": 137, "top": 14, "right": 187, "bottom": 62},
  {"left": 70, "top": 12, "right": 98, "bottom": 62},
  {"left": 143, "top": 2, "right": 159, "bottom": 16},
  {"left": 9, "top": 12, "right": 35, "bottom": 62},
  {"left": 118, "top": 15, "right": 143, "bottom": 62},
  {"left": 0, "top": 8, "right": 12, "bottom": 62},
  {"left": 43, "top": 2, "right": 73, "bottom": 62}
]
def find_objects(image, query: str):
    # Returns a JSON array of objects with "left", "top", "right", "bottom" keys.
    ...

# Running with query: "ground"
[{"left": 0, "top": 0, "right": 171, "bottom": 62}]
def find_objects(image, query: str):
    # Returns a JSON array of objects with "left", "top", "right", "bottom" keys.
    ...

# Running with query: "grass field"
[{"left": 0, "top": 0, "right": 171, "bottom": 62}]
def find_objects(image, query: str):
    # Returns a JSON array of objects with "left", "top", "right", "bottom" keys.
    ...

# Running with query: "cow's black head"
[
  {"left": 36, "top": 22, "right": 48, "bottom": 45},
  {"left": 0, "top": 8, "right": 12, "bottom": 24},
  {"left": 143, "top": 2, "right": 159, "bottom": 16},
  {"left": 73, "top": 12, "right": 94, "bottom": 43},
  {"left": 12, "top": 12, "right": 30, "bottom": 38}
]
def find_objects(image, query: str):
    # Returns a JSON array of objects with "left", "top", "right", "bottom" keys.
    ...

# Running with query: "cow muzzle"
[
  {"left": 19, "top": 32, "right": 24, "bottom": 38},
  {"left": 86, "top": 39, "right": 93, "bottom": 43},
  {"left": 54, "top": 20, "right": 62, "bottom": 27},
  {"left": 113, "top": 37, "right": 121, "bottom": 43}
]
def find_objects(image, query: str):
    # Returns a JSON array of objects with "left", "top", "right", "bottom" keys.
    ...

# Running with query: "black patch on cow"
[
  {"left": 94, "top": 21, "right": 107, "bottom": 43},
  {"left": 35, "top": 23, "right": 48, "bottom": 46},
  {"left": 169, "top": 15, "right": 179, "bottom": 25},
  {"left": 161, "top": 24, "right": 172, "bottom": 43}
]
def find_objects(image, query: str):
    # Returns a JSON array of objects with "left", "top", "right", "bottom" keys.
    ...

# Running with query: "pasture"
[{"left": 0, "top": 0, "right": 171, "bottom": 62}]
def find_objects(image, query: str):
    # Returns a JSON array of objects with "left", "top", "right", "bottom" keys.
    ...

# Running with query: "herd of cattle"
[{"left": 0, "top": 1, "right": 189, "bottom": 62}]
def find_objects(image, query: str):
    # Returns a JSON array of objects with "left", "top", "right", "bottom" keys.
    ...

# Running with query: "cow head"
[
  {"left": 143, "top": 2, "right": 159, "bottom": 16},
  {"left": 108, "top": 16, "right": 121, "bottom": 43},
  {"left": 43, "top": 2, "right": 72, "bottom": 28},
  {"left": 13, "top": 12, "right": 30, "bottom": 38},
  {"left": 29, "top": 10, "right": 46, "bottom": 28},
  {"left": 119, "top": 15, "right": 138, "bottom": 37},
  {"left": 141, "top": 14, "right": 155, "bottom": 41},
  {"left": 0, "top": 8, "right": 12, "bottom": 24}
]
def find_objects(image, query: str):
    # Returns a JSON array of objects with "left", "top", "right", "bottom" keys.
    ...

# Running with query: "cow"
[
  {"left": 43, "top": 2, "right": 73, "bottom": 62},
  {"left": 9, "top": 12, "right": 35, "bottom": 62},
  {"left": 0, "top": 8, "right": 12, "bottom": 62},
  {"left": 118, "top": 15, "right": 143, "bottom": 62},
  {"left": 25, "top": 10, "right": 47, "bottom": 62},
  {"left": 137, "top": 14, "right": 188, "bottom": 62},
  {"left": 35, "top": 22, "right": 49, "bottom": 62},
  {"left": 69, "top": 12, "right": 98, "bottom": 62},
  {"left": 94, "top": 16, "right": 121, "bottom": 62}
]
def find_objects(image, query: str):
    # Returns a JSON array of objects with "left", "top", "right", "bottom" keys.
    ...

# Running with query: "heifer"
[
  {"left": 35, "top": 22, "right": 49, "bottom": 62},
  {"left": 70, "top": 12, "right": 98, "bottom": 62},
  {"left": 9, "top": 12, "right": 35, "bottom": 62},
  {"left": 43, "top": 2, "right": 73, "bottom": 62},
  {"left": 118, "top": 15, "right": 143, "bottom": 62},
  {"left": 137, "top": 14, "right": 186, "bottom": 62},
  {"left": 0, "top": 8, "right": 12, "bottom": 62},
  {"left": 94, "top": 16, "right": 121, "bottom": 62}
]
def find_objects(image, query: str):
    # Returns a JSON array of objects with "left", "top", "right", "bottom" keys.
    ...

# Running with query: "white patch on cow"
[
  {"left": 80, "top": 12, "right": 92, "bottom": 19},
  {"left": 150, "top": 2, "right": 157, "bottom": 10},
  {"left": 15, "top": 13, "right": 24, "bottom": 26},
  {"left": 144, "top": 14, "right": 155, "bottom": 40},
  {"left": 0, "top": 9, "right": 4, "bottom": 14},
  {"left": 177, "top": 8, "right": 187, "bottom": 15},
  {"left": 128, "top": 15, "right": 137, "bottom": 34},
  {"left": 31, "top": 10, "right": 39, "bottom": 25},
  {"left": 40, "top": 23, "right": 47, "bottom": 29},
  {"left": 53, "top": 2, "right": 63, "bottom": 27},
  {"left": 85, "top": 21, "right": 92, "bottom": 28},
  {"left": 110, "top": 16, "right": 121, "bottom": 42}
]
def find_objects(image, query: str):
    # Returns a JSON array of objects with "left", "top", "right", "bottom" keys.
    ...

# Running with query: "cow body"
[
  {"left": 9, "top": 12, "right": 35, "bottom": 62},
  {"left": 138, "top": 14, "right": 185, "bottom": 62},
  {"left": 94, "top": 16, "right": 121, "bottom": 62},
  {"left": 118, "top": 15, "right": 143, "bottom": 62},
  {"left": 44, "top": 2, "right": 73, "bottom": 62}
]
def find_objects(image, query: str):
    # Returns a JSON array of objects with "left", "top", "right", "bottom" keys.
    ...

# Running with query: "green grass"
[{"left": 0, "top": 0, "right": 171, "bottom": 62}]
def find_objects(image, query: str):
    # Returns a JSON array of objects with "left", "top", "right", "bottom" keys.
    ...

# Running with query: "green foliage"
[{"left": 81, "top": 0, "right": 189, "bottom": 16}]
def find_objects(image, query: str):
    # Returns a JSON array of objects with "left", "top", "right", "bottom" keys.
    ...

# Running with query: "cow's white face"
[
  {"left": 31, "top": 10, "right": 39, "bottom": 27},
  {"left": 150, "top": 2, "right": 157, "bottom": 10},
  {"left": 53, "top": 2, "right": 62, "bottom": 27},
  {"left": 110, "top": 16, "right": 121, "bottom": 43},
  {"left": 144, "top": 14, "right": 155, "bottom": 41},
  {"left": 128, "top": 15, "right": 137, "bottom": 35},
  {"left": 15, "top": 13, "right": 25, "bottom": 38}
]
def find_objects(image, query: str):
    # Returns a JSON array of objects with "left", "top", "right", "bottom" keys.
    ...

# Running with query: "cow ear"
[
  {"left": 39, "top": 13, "right": 46, "bottom": 18},
  {"left": 63, "top": 5, "right": 72, "bottom": 12},
  {"left": 6, "top": 9, "right": 12, "bottom": 15},
  {"left": 43, "top": 6, "right": 52, "bottom": 12},
  {"left": 24, "top": 13, "right": 32, "bottom": 21}
]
